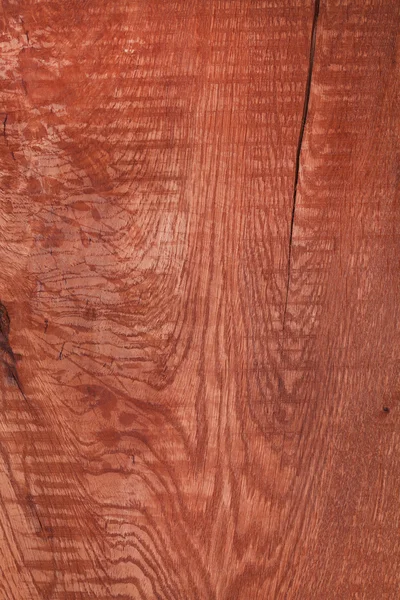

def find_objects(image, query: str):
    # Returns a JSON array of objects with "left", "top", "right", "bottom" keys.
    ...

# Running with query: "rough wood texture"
[{"left": 1, "top": 1, "right": 399, "bottom": 598}]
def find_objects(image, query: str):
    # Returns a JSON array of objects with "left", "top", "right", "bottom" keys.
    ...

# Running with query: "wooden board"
[{"left": 1, "top": 1, "right": 399, "bottom": 598}]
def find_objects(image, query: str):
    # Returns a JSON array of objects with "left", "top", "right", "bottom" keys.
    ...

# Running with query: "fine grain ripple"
[{"left": 0, "top": 1, "right": 399, "bottom": 598}]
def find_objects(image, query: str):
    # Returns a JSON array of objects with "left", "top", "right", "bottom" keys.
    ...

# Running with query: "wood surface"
[{"left": 1, "top": 1, "right": 399, "bottom": 598}]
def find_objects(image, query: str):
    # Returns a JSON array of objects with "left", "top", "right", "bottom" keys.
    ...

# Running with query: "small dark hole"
[
  {"left": 131, "top": 455, "right": 135, "bottom": 464},
  {"left": 383, "top": 407, "right": 390, "bottom": 413}
]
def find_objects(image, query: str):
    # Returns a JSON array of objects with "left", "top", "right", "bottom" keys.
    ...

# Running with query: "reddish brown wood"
[{"left": 0, "top": 1, "right": 399, "bottom": 598}]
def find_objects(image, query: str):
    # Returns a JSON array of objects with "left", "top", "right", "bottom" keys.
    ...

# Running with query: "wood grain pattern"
[{"left": 1, "top": 1, "right": 399, "bottom": 598}]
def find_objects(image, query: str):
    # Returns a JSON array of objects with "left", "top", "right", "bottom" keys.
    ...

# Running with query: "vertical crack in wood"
[
  {"left": 282, "top": 0, "right": 320, "bottom": 332},
  {"left": 3, "top": 114, "right": 8, "bottom": 141},
  {"left": 0, "top": 301, "right": 28, "bottom": 403}
]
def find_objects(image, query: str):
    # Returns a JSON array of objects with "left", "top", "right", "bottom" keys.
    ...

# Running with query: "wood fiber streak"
[{"left": 0, "top": 1, "right": 399, "bottom": 599}]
